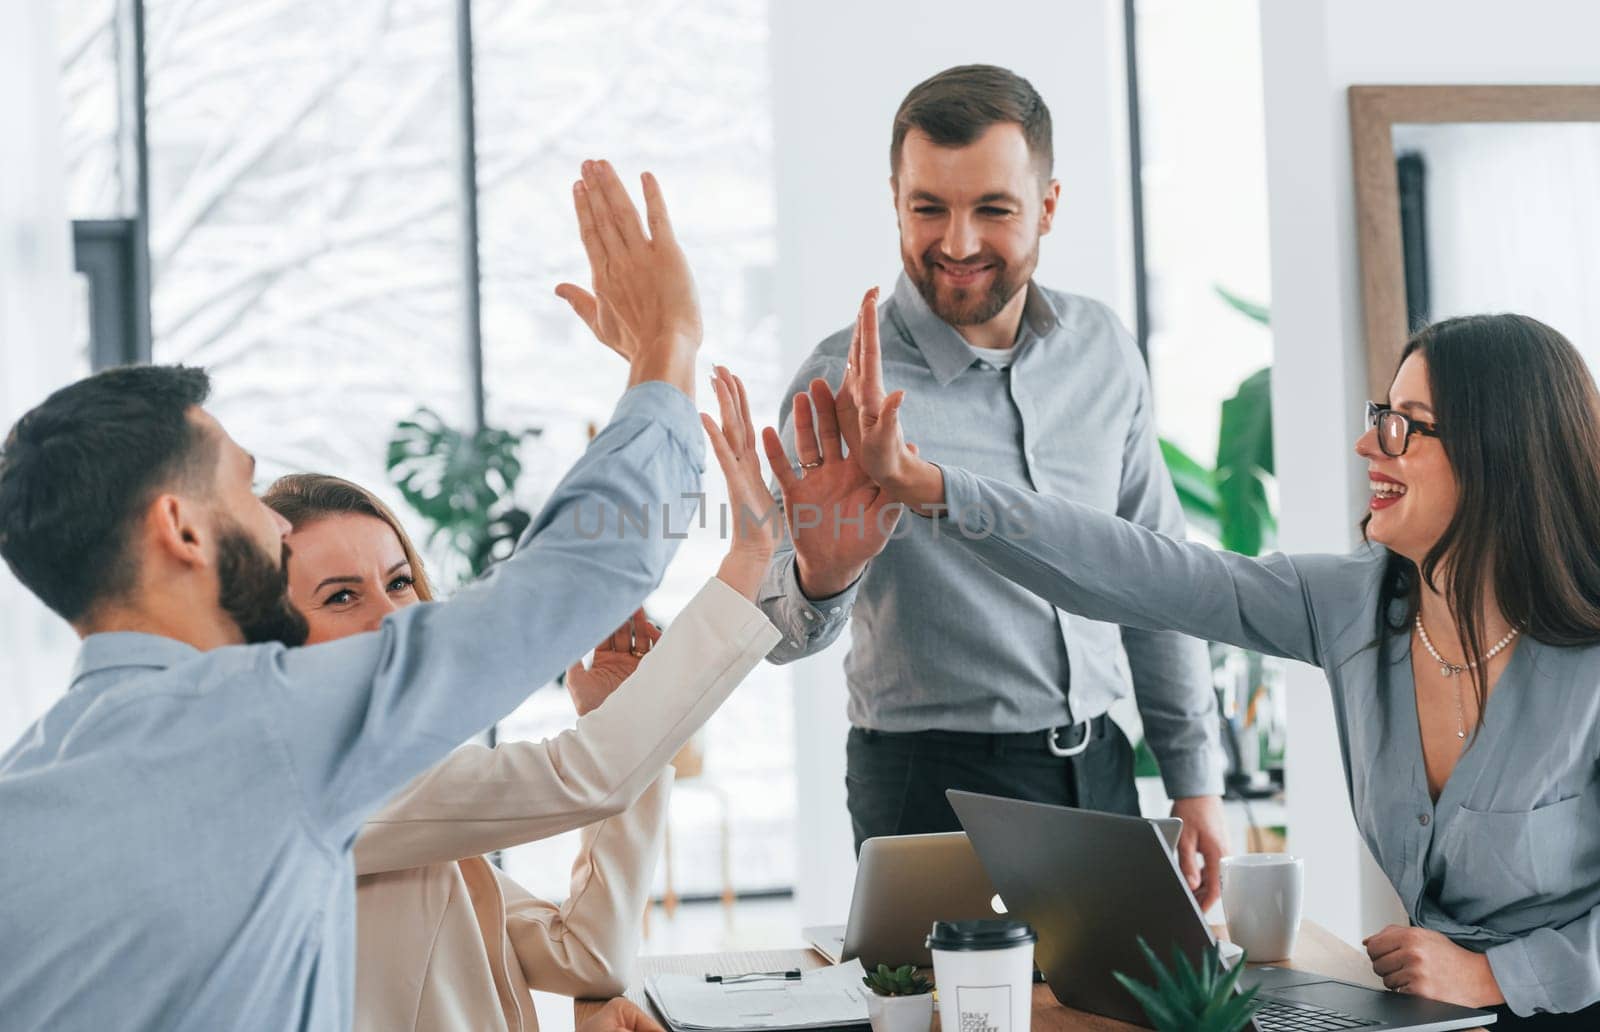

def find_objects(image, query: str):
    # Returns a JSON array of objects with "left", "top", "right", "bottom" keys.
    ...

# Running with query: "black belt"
[{"left": 855, "top": 715, "right": 1110, "bottom": 758}]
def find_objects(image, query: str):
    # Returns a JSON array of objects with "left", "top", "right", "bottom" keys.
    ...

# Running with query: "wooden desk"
[{"left": 577, "top": 921, "right": 1389, "bottom": 1032}]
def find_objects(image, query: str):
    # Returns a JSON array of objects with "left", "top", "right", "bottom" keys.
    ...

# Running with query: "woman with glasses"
[{"left": 825, "top": 303, "right": 1600, "bottom": 1028}]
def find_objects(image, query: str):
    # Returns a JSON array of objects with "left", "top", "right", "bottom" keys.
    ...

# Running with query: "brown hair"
[
  {"left": 261, "top": 473, "right": 437, "bottom": 602},
  {"left": 1372, "top": 314, "right": 1600, "bottom": 728},
  {"left": 890, "top": 64, "right": 1053, "bottom": 183}
]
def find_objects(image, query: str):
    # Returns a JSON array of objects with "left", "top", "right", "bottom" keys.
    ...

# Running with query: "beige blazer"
[{"left": 351, "top": 577, "right": 781, "bottom": 1032}]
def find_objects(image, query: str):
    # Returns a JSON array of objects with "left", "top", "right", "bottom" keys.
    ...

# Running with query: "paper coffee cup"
[
  {"left": 926, "top": 920, "right": 1036, "bottom": 1032},
  {"left": 1220, "top": 854, "right": 1304, "bottom": 963}
]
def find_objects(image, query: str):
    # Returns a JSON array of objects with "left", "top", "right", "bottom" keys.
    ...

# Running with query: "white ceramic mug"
[{"left": 1220, "top": 854, "right": 1304, "bottom": 963}]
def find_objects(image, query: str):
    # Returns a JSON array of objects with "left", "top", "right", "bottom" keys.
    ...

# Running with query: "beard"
[
  {"left": 216, "top": 524, "right": 309, "bottom": 647},
  {"left": 902, "top": 238, "right": 1039, "bottom": 327}
]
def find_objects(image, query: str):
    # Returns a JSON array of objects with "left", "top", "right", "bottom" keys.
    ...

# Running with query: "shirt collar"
[
  {"left": 70, "top": 632, "right": 202, "bottom": 690},
  {"left": 887, "top": 270, "right": 1063, "bottom": 386}
]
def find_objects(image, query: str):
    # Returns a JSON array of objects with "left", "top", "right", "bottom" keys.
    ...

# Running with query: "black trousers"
[{"left": 844, "top": 716, "right": 1140, "bottom": 852}]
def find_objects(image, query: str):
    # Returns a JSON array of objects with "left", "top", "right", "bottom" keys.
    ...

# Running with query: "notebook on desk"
[{"left": 644, "top": 958, "right": 871, "bottom": 1032}]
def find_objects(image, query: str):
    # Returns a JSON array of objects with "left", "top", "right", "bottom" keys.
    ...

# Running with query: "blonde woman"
[{"left": 264, "top": 367, "right": 779, "bottom": 1032}]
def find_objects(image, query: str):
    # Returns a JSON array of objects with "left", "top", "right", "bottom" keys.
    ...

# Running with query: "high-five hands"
[
  {"left": 759, "top": 296, "right": 906, "bottom": 600},
  {"left": 703, "top": 366, "right": 781, "bottom": 600},
  {"left": 555, "top": 161, "right": 701, "bottom": 397},
  {"left": 834, "top": 289, "right": 946, "bottom": 513}
]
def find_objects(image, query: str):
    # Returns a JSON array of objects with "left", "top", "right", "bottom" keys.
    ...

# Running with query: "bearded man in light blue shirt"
[{"left": 0, "top": 162, "right": 696, "bottom": 1032}]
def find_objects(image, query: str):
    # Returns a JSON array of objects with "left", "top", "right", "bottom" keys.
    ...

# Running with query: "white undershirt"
[{"left": 967, "top": 343, "right": 1018, "bottom": 369}]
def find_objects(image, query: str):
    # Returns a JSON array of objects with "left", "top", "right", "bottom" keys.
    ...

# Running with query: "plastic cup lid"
[{"left": 925, "top": 919, "right": 1037, "bottom": 952}]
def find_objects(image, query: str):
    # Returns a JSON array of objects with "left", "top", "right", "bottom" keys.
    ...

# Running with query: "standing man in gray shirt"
[{"left": 756, "top": 65, "right": 1228, "bottom": 907}]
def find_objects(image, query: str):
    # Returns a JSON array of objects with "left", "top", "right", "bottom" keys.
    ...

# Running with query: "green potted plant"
[
  {"left": 385, "top": 407, "right": 540, "bottom": 589},
  {"left": 1113, "top": 938, "right": 1260, "bottom": 1032},
  {"left": 861, "top": 963, "right": 934, "bottom": 1032}
]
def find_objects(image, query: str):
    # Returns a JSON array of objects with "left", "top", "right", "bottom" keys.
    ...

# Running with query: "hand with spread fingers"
[
  {"left": 759, "top": 303, "right": 904, "bottom": 600},
  {"left": 702, "top": 365, "right": 782, "bottom": 599},
  {"left": 835, "top": 287, "right": 946, "bottom": 513},
  {"left": 566, "top": 608, "right": 660, "bottom": 717},
  {"left": 554, "top": 160, "right": 701, "bottom": 396},
  {"left": 1363, "top": 925, "right": 1504, "bottom": 1009}
]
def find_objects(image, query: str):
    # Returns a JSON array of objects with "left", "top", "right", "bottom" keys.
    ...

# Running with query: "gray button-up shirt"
[
  {"left": 0, "top": 382, "right": 702, "bottom": 1032},
  {"left": 758, "top": 273, "right": 1222, "bottom": 799},
  {"left": 939, "top": 465, "right": 1600, "bottom": 1017}
]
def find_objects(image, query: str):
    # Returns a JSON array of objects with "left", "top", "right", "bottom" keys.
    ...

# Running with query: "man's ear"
[
  {"left": 145, "top": 492, "right": 209, "bottom": 572},
  {"left": 1038, "top": 178, "right": 1061, "bottom": 236}
]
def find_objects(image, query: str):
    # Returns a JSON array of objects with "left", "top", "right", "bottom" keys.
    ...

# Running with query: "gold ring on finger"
[{"left": 800, "top": 459, "right": 824, "bottom": 470}]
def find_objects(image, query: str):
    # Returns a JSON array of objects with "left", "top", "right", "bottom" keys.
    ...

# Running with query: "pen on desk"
[{"left": 705, "top": 969, "right": 803, "bottom": 983}]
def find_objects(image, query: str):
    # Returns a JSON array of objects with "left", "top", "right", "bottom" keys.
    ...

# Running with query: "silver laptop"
[
  {"left": 803, "top": 832, "right": 1000, "bottom": 968},
  {"left": 947, "top": 790, "right": 1495, "bottom": 1032},
  {"left": 805, "top": 822, "right": 1182, "bottom": 969}
]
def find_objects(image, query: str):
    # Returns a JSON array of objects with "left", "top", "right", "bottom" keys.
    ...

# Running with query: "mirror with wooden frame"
[{"left": 1348, "top": 85, "right": 1600, "bottom": 401}]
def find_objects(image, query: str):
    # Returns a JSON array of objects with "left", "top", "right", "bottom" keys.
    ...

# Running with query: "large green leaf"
[
  {"left": 1159, "top": 438, "right": 1222, "bottom": 542},
  {"left": 1215, "top": 367, "right": 1276, "bottom": 556}
]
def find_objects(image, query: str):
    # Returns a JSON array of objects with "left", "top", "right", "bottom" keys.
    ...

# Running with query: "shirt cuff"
[
  {"left": 1152, "top": 743, "right": 1225, "bottom": 799},
  {"left": 610, "top": 380, "right": 706, "bottom": 470},
  {"left": 1487, "top": 935, "right": 1550, "bottom": 1017},
  {"left": 934, "top": 462, "right": 980, "bottom": 526},
  {"left": 774, "top": 553, "right": 858, "bottom": 650}
]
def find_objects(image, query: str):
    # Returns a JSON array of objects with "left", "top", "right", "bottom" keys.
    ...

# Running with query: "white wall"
[
  {"left": 1258, "top": 0, "right": 1600, "bottom": 943},
  {"left": 768, "top": 0, "right": 1136, "bottom": 926},
  {"left": 0, "top": 0, "right": 80, "bottom": 745}
]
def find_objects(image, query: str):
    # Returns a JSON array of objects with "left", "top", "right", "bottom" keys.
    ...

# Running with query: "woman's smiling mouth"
[{"left": 1370, "top": 471, "right": 1408, "bottom": 510}]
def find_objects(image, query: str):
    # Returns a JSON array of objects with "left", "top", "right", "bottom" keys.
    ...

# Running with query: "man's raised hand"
[
  {"left": 554, "top": 161, "right": 701, "bottom": 397},
  {"left": 837, "top": 288, "right": 944, "bottom": 512},
  {"left": 760, "top": 377, "right": 903, "bottom": 601}
]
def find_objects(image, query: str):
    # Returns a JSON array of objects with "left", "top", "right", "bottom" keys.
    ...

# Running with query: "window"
[
  {"left": 56, "top": 0, "right": 794, "bottom": 904},
  {"left": 471, "top": 0, "right": 792, "bottom": 902},
  {"left": 1132, "top": 0, "right": 1287, "bottom": 828},
  {"left": 141, "top": 0, "right": 473, "bottom": 511}
]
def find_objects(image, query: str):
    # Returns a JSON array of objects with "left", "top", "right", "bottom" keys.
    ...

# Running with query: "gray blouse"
[{"left": 938, "top": 462, "right": 1600, "bottom": 1018}]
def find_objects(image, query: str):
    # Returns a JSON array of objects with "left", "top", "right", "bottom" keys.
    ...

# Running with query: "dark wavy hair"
[
  {"left": 261, "top": 473, "right": 436, "bottom": 602},
  {"left": 0, "top": 365, "right": 214, "bottom": 623},
  {"left": 1372, "top": 314, "right": 1600, "bottom": 727}
]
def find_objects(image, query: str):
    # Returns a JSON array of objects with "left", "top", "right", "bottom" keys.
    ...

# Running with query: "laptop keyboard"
[{"left": 1252, "top": 997, "right": 1381, "bottom": 1031}]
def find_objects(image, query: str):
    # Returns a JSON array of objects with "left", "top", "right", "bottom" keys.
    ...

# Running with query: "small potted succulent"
[
  {"left": 861, "top": 963, "right": 934, "bottom": 1032},
  {"left": 1113, "top": 938, "right": 1261, "bottom": 1032}
]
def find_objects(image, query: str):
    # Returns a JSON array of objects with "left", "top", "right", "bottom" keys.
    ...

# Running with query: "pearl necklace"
[{"left": 1414, "top": 616, "right": 1520, "bottom": 739}]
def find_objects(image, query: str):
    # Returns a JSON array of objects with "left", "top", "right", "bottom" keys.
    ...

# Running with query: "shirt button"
[
  {"left": 1418, "top": 813, "right": 1431, "bottom": 827},
  {"left": 830, "top": 607, "right": 842, "bottom": 615},
  {"left": 802, "top": 611, "right": 815, "bottom": 621}
]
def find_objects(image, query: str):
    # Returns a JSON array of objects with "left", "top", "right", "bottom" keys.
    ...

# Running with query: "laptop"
[
  {"left": 947, "top": 790, "right": 1495, "bottom": 1032},
  {"left": 803, "top": 832, "right": 1000, "bottom": 968},
  {"left": 804, "top": 822, "right": 1182, "bottom": 970}
]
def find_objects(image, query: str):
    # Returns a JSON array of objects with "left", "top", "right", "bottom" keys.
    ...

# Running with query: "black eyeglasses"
[{"left": 1365, "top": 401, "right": 1440, "bottom": 458}]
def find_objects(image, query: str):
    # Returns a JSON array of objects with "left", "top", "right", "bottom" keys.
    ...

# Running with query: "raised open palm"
[{"left": 761, "top": 373, "right": 903, "bottom": 600}]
